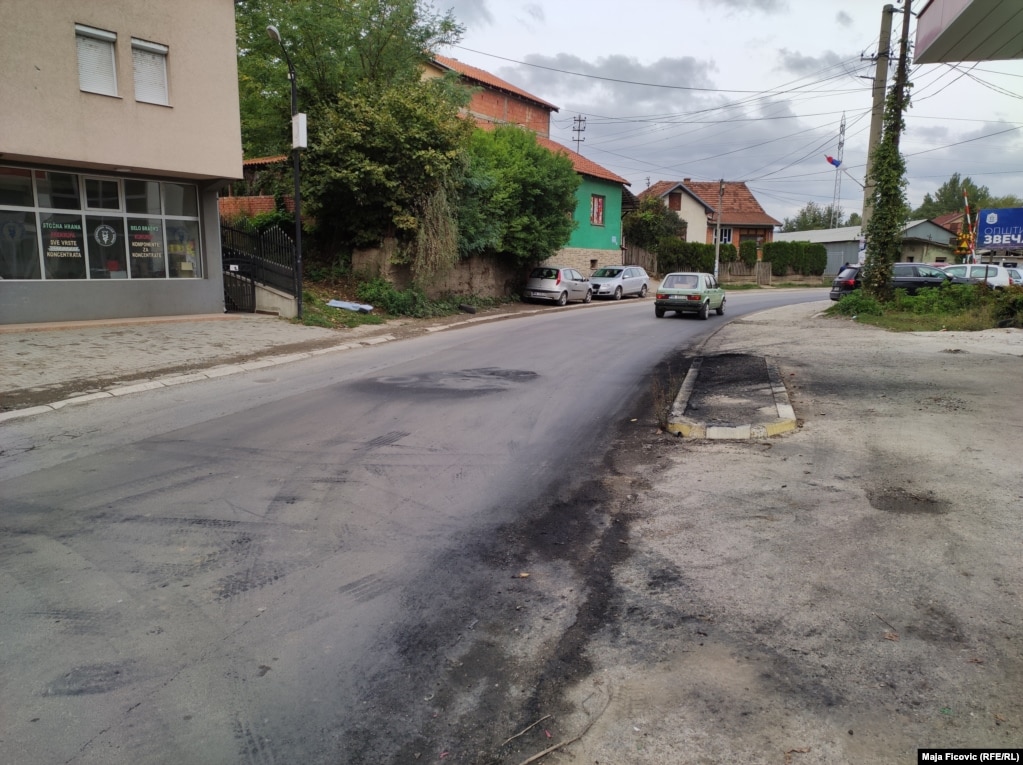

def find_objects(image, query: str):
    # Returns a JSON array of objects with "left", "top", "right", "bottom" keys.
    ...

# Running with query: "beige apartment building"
[{"left": 0, "top": 0, "right": 243, "bottom": 323}]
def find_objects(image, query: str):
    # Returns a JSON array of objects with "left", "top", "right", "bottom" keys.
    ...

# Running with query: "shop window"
[
  {"left": 0, "top": 167, "right": 34, "bottom": 207},
  {"left": 36, "top": 171, "right": 81, "bottom": 210},
  {"left": 125, "top": 180, "right": 161, "bottom": 214},
  {"left": 0, "top": 164, "right": 202, "bottom": 281},
  {"left": 167, "top": 220, "right": 200, "bottom": 278},
  {"left": 76, "top": 24, "right": 118, "bottom": 97},
  {"left": 85, "top": 177, "right": 121, "bottom": 210},
  {"left": 132, "top": 38, "right": 169, "bottom": 105},
  {"left": 127, "top": 218, "right": 167, "bottom": 278},
  {"left": 86, "top": 216, "right": 127, "bottom": 278},
  {"left": 163, "top": 183, "right": 198, "bottom": 217},
  {"left": 590, "top": 194, "right": 605, "bottom": 226},
  {"left": 41, "top": 213, "right": 87, "bottom": 279},
  {"left": 0, "top": 211, "right": 41, "bottom": 279}
]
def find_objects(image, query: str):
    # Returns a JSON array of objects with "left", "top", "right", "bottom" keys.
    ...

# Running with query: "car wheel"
[
  {"left": 716, "top": 297, "right": 725, "bottom": 316},
  {"left": 698, "top": 300, "right": 709, "bottom": 320},
  {"left": 583, "top": 289, "right": 592, "bottom": 304},
  {"left": 655, "top": 307, "right": 665, "bottom": 318},
  {"left": 639, "top": 284, "right": 648, "bottom": 298},
  {"left": 613, "top": 286, "right": 623, "bottom": 301},
  {"left": 556, "top": 291, "right": 568, "bottom": 307}
]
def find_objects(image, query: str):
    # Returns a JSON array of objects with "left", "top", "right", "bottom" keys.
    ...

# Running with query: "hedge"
[{"left": 761, "top": 240, "right": 827, "bottom": 277}]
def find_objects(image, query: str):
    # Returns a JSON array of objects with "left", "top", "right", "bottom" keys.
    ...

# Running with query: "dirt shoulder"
[{"left": 549, "top": 304, "right": 1023, "bottom": 763}]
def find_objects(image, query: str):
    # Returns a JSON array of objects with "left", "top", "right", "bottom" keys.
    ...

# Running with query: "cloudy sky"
[{"left": 439, "top": 0, "right": 1022, "bottom": 223}]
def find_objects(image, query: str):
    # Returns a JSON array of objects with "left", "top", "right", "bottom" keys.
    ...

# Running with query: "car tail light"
[
  {"left": 840, "top": 279, "right": 857, "bottom": 287},
  {"left": 555, "top": 271, "right": 562, "bottom": 285},
  {"left": 656, "top": 293, "right": 667, "bottom": 300},
  {"left": 687, "top": 295, "right": 700, "bottom": 301}
]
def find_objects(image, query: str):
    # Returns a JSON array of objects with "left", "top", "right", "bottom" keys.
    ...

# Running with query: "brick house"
[
  {"left": 639, "top": 180, "right": 780, "bottom": 251},
  {"left": 426, "top": 55, "right": 631, "bottom": 273}
]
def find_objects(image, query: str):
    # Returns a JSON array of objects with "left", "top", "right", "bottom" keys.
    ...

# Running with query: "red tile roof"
[
  {"left": 432, "top": 54, "right": 559, "bottom": 112},
  {"left": 639, "top": 180, "right": 780, "bottom": 227},
  {"left": 536, "top": 136, "right": 629, "bottom": 186},
  {"left": 243, "top": 155, "right": 288, "bottom": 167},
  {"left": 932, "top": 211, "right": 965, "bottom": 234}
]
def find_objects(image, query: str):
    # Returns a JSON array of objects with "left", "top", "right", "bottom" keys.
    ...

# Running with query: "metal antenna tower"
[
  {"left": 572, "top": 115, "right": 586, "bottom": 153},
  {"left": 830, "top": 112, "right": 846, "bottom": 228}
]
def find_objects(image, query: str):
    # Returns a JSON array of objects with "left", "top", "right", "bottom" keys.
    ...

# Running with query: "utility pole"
[
  {"left": 572, "top": 115, "right": 586, "bottom": 153},
  {"left": 713, "top": 179, "right": 724, "bottom": 280},
  {"left": 890, "top": 0, "right": 913, "bottom": 153},
  {"left": 861, "top": 4, "right": 894, "bottom": 229}
]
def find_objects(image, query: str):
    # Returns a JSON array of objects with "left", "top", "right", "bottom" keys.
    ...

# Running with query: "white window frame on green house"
[
  {"left": 0, "top": 165, "right": 203, "bottom": 282},
  {"left": 75, "top": 24, "right": 118, "bottom": 97},
  {"left": 590, "top": 194, "right": 605, "bottom": 226},
  {"left": 132, "top": 37, "right": 169, "bottom": 105}
]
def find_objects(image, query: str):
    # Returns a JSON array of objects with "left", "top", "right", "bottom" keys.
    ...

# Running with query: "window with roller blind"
[
  {"left": 75, "top": 24, "right": 118, "bottom": 97},
  {"left": 132, "top": 38, "right": 169, "bottom": 105}
]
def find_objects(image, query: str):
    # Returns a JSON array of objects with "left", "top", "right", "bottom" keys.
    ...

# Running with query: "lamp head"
[{"left": 266, "top": 25, "right": 282, "bottom": 43}]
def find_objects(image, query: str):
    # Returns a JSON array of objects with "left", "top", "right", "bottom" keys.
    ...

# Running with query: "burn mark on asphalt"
[
  {"left": 867, "top": 486, "right": 949, "bottom": 515},
  {"left": 45, "top": 662, "right": 134, "bottom": 695},
  {"left": 359, "top": 368, "right": 539, "bottom": 397}
]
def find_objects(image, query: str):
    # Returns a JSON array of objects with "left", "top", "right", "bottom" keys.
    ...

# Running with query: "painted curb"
[{"left": 667, "top": 355, "right": 797, "bottom": 440}]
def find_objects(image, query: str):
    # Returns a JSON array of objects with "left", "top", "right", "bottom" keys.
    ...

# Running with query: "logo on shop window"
[
  {"left": 94, "top": 224, "right": 117, "bottom": 247},
  {"left": 2, "top": 219, "right": 25, "bottom": 241}
]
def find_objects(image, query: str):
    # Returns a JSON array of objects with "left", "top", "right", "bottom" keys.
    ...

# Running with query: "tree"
[
  {"left": 780, "top": 201, "right": 845, "bottom": 232},
  {"left": 235, "top": 0, "right": 463, "bottom": 157},
  {"left": 912, "top": 173, "right": 991, "bottom": 219},
  {"left": 303, "top": 79, "right": 474, "bottom": 254},
  {"left": 459, "top": 127, "right": 580, "bottom": 266},
  {"left": 623, "top": 197, "right": 687, "bottom": 253},
  {"left": 846, "top": 212, "right": 862, "bottom": 227}
]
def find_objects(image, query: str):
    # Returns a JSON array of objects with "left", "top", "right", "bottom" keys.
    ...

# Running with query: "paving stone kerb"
[{"left": 667, "top": 355, "right": 798, "bottom": 440}]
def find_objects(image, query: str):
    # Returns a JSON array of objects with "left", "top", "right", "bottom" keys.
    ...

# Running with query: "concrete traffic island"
[{"left": 667, "top": 353, "right": 797, "bottom": 439}]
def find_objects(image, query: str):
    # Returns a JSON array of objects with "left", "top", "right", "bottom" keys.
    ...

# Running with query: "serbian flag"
[{"left": 826, "top": 155, "right": 841, "bottom": 168}]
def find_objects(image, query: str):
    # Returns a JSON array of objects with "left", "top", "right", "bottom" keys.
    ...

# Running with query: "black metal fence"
[{"left": 221, "top": 224, "right": 297, "bottom": 298}]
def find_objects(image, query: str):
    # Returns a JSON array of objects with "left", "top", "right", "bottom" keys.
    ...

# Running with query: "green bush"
[
  {"left": 658, "top": 240, "right": 717, "bottom": 273},
  {"left": 889, "top": 283, "right": 985, "bottom": 315},
  {"left": 355, "top": 278, "right": 437, "bottom": 318},
  {"left": 762, "top": 240, "right": 826, "bottom": 276},
  {"left": 992, "top": 286, "right": 1023, "bottom": 328},
  {"left": 738, "top": 240, "right": 758, "bottom": 268},
  {"left": 829, "top": 290, "right": 883, "bottom": 316}
]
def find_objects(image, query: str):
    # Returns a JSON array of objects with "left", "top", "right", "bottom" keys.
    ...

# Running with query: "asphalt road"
[{"left": 0, "top": 290, "right": 826, "bottom": 764}]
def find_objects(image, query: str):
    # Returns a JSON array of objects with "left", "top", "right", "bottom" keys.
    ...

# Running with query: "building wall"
[
  {"left": 0, "top": 0, "right": 241, "bottom": 323},
  {"left": 0, "top": 0, "right": 242, "bottom": 181},
  {"left": 466, "top": 91, "right": 551, "bottom": 136},
  {"left": 664, "top": 193, "right": 708, "bottom": 242},
  {"left": 570, "top": 176, "right": 623, "bottom": 252}
]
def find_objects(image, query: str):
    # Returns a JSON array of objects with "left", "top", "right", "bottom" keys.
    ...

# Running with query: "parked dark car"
[{"left": 829, "top": 263, "right": 957, "bottom": 300}]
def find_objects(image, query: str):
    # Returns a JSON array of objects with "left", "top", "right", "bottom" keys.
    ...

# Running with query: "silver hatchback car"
[
  {"left": 589, "top": 265, "right": 650, "bottom": 300},
  {"left": 523, "top": 266, "right": 592, "bottom": 305}
]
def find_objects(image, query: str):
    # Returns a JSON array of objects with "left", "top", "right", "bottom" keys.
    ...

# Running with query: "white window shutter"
[
  {"left": 132, "top": 45, "right": 168, "bottom": 105},
  {"left": 76, "top": 33, "right": 117, "bottom": 96}
]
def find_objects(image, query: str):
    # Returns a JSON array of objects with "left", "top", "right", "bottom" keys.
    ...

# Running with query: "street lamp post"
[{"left": 266, "top": 25, "right": 305, "bottom": 319}]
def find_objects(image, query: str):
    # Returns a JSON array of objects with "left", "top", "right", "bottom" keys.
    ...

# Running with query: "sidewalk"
[{"left": 0, "top": 303, "right": 550, "bottom": 419}]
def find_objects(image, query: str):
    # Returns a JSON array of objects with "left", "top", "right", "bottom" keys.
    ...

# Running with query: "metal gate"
[
  {"left": 222, "top": 268, "right": 256, "bottom": 312},
  {"left": 220, "top": 224, "right": 296, "bottom": 313}
]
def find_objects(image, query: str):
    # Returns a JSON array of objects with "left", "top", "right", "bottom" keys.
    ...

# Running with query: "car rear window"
[
  {"left": 837, "top": 267, "right": 859, "bottom": 278},
  {"left": 529, "top": 268, "right": 559, "bottom": 279}
]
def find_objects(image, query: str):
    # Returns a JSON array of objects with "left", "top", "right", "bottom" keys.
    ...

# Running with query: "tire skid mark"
[
  {"left": 337, "top": 572, "right": 394, "bottom": 604},
  {"left": 233, "top": 714, "right": 277, "bottom": 765}
]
